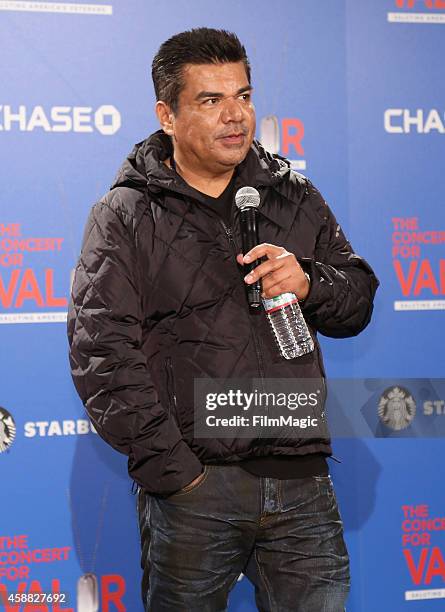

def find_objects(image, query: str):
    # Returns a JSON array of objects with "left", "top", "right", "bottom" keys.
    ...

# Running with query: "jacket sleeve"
[
  {"left": 298, "top": 181, "right": 379, "bottom": 338},
  {"left": 67, "top": 199, "right": 203, "bottom": 496}
]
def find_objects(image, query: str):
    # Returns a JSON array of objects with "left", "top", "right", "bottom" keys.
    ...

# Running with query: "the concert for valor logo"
[{"left": 0, "top": 406, "right": 16, "bottom": 453}]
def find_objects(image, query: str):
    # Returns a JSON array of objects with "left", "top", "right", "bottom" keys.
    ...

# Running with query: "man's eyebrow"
[{"left": 195, "top": 85, "right": 253, "bottom": 101}]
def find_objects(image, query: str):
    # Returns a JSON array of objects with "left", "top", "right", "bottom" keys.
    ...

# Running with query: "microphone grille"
[{"left": 235, "top": 187, "right": 261, "bottom": 210}]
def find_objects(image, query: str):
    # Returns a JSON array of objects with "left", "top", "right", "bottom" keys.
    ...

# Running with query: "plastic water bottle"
[{"left": 262, "top": 292, "right": 314, "bottom": 359}]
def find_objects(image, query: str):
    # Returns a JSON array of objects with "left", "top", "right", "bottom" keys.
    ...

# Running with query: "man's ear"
[{"left": 155, "top": 101, "right": 174, "bottom": 136}]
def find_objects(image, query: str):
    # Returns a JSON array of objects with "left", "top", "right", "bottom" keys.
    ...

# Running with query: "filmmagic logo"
[
  {"left": 0, "top": 406, "right": 16, "bottom": 453},
  {"left": 384, "top": 109, "right": 445, "bottom": 134},
  {"left": 206, "top": 414, "right": 319, "bottom": 428},
  {"left": 0, "top": 104, "right": 121, "bottom": 135},
  {"left": 388, "top": 0, "right": 445, "bottom": 23},
  {"left": 378, "top": 386, "right": 416, "bottom": 430}
]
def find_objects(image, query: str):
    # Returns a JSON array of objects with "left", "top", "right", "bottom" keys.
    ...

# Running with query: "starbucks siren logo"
[
  {"left": 0, "top": 407, "right": 16, "bottom": 452},
  {"left": 378, "top": 386, "right": 416, "bottom": 431}
]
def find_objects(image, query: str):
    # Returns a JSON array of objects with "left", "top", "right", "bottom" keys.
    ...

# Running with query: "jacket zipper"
[
  {"left": 176, "top": 192, "right": 267, "bottom": 382},
  {"left": 165, "top": 357, "right": 179, "bottom": 424}
]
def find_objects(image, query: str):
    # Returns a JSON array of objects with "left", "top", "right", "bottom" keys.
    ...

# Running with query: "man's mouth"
[{"left": 219, "top": 133, "right": 245, "bottom": 145}]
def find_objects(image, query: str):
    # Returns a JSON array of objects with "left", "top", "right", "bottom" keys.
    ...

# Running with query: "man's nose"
[{"left": 221, "top": 96, "right": 244, "bottom": 123}]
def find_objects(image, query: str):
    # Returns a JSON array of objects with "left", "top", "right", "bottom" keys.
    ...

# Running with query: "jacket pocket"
[{"left": 165, "top": 357, "right": 182, "bottom": 430}]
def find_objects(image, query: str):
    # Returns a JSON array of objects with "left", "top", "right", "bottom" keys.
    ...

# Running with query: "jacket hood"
[{"left": 110, "top": 130, "right": 293, "bottom": 197}]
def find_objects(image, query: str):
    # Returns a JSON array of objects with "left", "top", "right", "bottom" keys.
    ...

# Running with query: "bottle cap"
[{"left": 248, "top": 287, "right": 261, "bottom": 308}]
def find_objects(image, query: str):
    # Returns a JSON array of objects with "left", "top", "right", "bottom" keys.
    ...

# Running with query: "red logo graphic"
[
  {"left": 0, "top": 535, "right": 70, "bottom": 582},
  {"left": 395, "top": 0, "right": 445, "bottom": 8},
  {"left": 259, "top": 116, "right": 305, "bottom": 163},
  {"left": 391, "top": 217, "right": 445, "bottom": 299},
  {"left": 0, "top": 575, "right": 126, "bottom": 612},
  {"left": 402, "top": 505, "right": 445, "bottom": 586},
  {"left": 0, "top": 223, "right": 67, "bottom": 315},
  {"left": 0, "top": 535, "right": 127, "bottom": 611},
  {"left": 281, "top": 119, "right": 305, "bottom": 157}
]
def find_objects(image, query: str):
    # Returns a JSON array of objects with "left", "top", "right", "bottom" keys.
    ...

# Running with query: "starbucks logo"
[
  {"left": 0, "top": 407, "right": 16, "bottom": 453},
  {"left": 378, "top": 386, "right": 416, "bottom": 431}
]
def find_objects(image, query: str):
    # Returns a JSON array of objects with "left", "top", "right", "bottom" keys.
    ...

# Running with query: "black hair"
[{"left": 152, "top": 28, "right": 251, "bottom": 114}]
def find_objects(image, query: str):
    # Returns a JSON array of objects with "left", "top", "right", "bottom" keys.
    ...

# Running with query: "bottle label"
[{"left": 262, "top": 292, "right": 299, "bottom": 314}]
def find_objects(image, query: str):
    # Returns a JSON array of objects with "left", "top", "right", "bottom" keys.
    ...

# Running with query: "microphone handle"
[{"left": 239, "top": 207, "right": 262, "bottom": 307}]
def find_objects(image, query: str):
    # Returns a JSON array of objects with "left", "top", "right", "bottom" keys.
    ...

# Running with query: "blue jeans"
[{"left": 137, "top": 464, "right": 350, "bottom": 611}]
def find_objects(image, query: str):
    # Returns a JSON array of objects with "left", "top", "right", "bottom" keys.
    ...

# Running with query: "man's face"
[{"left": 167, "top": 62, "right": 256, "bottom": 175}]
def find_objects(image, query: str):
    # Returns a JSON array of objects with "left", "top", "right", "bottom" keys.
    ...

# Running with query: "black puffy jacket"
[{"left": 67, "top": 131, "right": 379, "bottom": 496}]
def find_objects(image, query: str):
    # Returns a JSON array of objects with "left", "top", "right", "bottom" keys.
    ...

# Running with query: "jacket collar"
[{"left": 110, "top": 130, "right": 307, "bottom": 229}]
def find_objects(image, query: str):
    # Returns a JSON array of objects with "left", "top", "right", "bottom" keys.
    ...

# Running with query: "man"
[{"left": 68, "top": 28, "right": 378, "bottom": 612}]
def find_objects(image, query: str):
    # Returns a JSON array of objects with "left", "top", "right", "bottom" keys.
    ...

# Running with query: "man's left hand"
[{"left": 236, "top": 243, "right": 310, "bottom": 300}]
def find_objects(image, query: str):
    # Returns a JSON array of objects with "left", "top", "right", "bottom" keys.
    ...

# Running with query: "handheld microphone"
[{"left": 235, "top": 187, "right": 262, "bottom": 308}]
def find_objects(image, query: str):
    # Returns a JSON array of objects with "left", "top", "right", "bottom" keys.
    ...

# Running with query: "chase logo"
[
  {"left": 0, "top": 406, "right": 16, "bottom": 453},
  {"left": 388, "top": 0, "right": 445, "bottom": 23},
  {"left": 384, "top": 109, "right": 445, "bottom": 134},
  {"left": 0, "top": 104, "right": 121, "bottom": 135},
  {"left": 378, "top": 386, "right": 416, "bottom": 430}
]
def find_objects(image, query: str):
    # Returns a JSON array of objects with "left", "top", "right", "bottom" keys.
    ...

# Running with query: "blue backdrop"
[{"left": 1, "top": 1, "right": 444, "bottom": 610}]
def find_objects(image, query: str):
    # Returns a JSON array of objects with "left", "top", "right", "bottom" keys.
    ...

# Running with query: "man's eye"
[
  {"left": 240, "top": 93, "right": 251, "bottom": 102},
  {"left": 204, "top": 98, "right": 219, "bottom": 105}
]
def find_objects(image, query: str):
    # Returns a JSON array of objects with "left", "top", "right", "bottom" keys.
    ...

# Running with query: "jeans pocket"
[
  {"left": 280, "top": 475, "right": 320, "bottom": 512},
  {"left": 167, "top": 464, "right": 211, "bottom": 499},
  {"left": 313, "top": 475, "right": 335, "bottom": 499}
]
